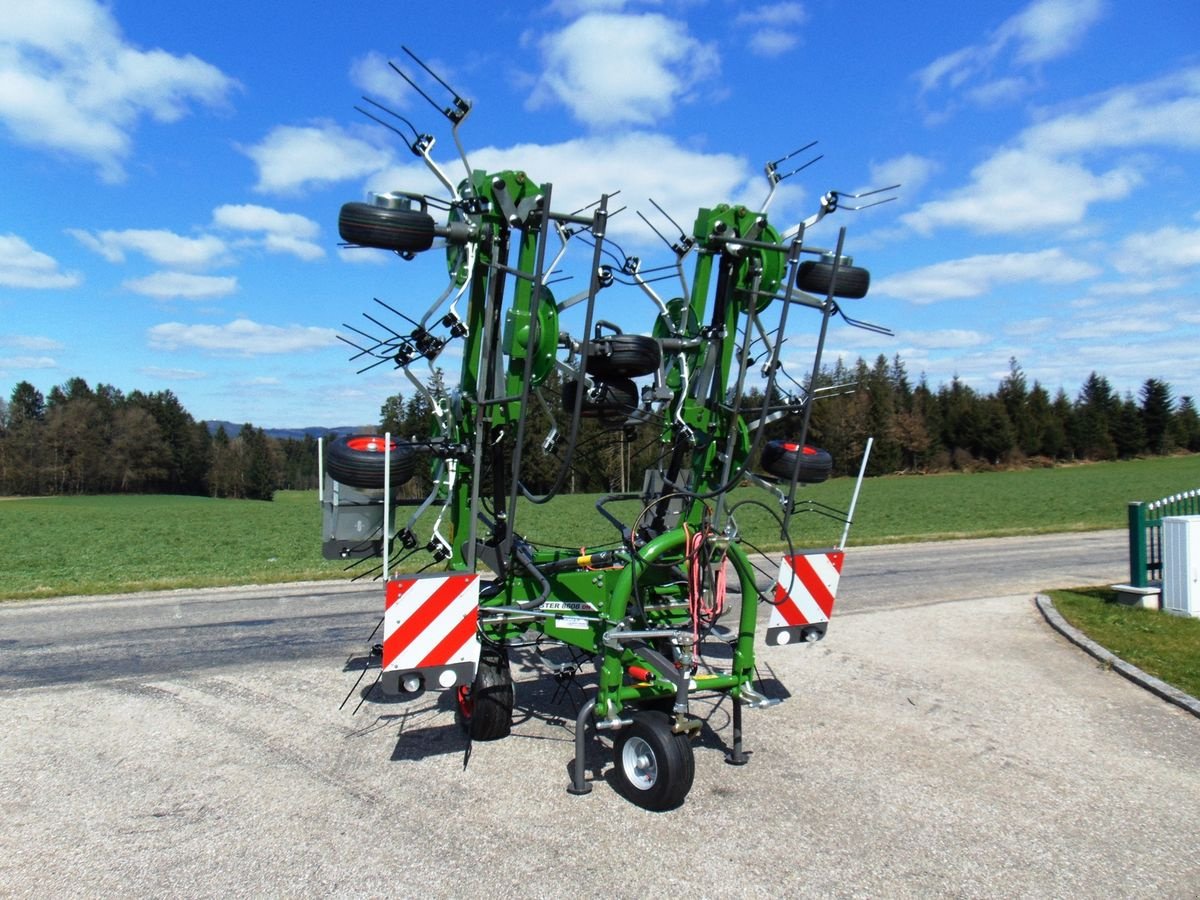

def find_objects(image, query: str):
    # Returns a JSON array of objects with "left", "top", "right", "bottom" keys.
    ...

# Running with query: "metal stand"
[
  {"left": 725, "top": 698, "right": 749, "bottom": 766},
  {"left": 567, "top": 697, "right": 597, "bottom": 795}
]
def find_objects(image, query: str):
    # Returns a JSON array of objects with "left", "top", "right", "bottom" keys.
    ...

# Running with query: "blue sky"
[{"left": 2, "top": 0, "right": 1198, "bottom": 427}]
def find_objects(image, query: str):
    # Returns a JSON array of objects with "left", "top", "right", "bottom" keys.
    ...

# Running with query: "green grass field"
[
  {"left": 1050, "top": 587, "right": 1200, "bottom": 700},
  {"left": 1, "top": 454, "right": 1197, "bottom": 600}
]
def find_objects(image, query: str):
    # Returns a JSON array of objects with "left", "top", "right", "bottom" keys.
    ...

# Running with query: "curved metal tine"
[
  {"left": 837, "top": 307, "right": 894, "bottom": 336},
  {"left": 337, "top": 333, "right": 382, "bottom": 363},
  {"left": 339, "top": 322, "right": 393, "bottom": 357},
  {"left": 832, "top": 183, "right": 901, "bottom": 210},
  {"left": 362, "top": 310, "right": 405, "bottom": 339},
  {"left": 356, "top": 97, "right": 421, "bottom": 143},
  {"left": 372, "top": 297, "right": 420, "bottom": 330},
  {"left": 647, "top": 197, "right": 692, "bottom": 253},
  {"left": 402, "top": 47, "right": 470, "bottom": 118}
]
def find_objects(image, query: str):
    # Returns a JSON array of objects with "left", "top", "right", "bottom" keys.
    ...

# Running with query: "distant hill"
[{"left": 203, "top": 421, "right": 374, "bottom": 441}]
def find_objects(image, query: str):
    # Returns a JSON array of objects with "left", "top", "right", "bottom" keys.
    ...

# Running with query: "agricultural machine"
[{"left": 322, "top": 50, "right": 892, "bottom": 810}]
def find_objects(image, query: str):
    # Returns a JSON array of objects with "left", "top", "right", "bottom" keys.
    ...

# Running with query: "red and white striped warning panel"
[
  {"left": 766, "top": 550, "right": 844, "bottom": 646},
  {"left": 381, "top": 572, "right": 480, "bottom": 694}
]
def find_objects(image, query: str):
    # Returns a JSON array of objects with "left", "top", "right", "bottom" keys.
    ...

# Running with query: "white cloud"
[
  {"left": 212, "top": 203, "right": 324, "bottom": 261},
  {"left": 0, "top": 0, "right": 236, "bottom": 181},
  {"left": 350, "top": 52, "right": 412, "bottom": 107},
  {"left": 124, "top": 271, "right": 238, "bottom": 299},
  {"left": 1058, "top": 314, "right": 1173, "bottom": 340},
  {"left": 138, "top": 366, "right": 207, "bottom": 381},
  {"left": 549, "top": 0, "right": 629, "bottom": 13},
  {"left": 895, "top": 329, "right": 987, "bottom": 350},
  {"left": 916, "top": 0, "right": 1104, "bottom": 111},
  {"left": 0, "top": 233, "right": 81, "bottom": 289},
  {"left": 0, "top": 355, "right": 56, "bottom": 369},
  {"left": 147, "top": 318, "right": 338, "bottom": 354},
  {"left": 466, "top": 133, "right": 755, "bottom": 243},
  {"left": 241, "top": 123, "right": 393, "bottom": 194},
  {"left": 868, "top": 154, "right": 938, "bottom": 197},
  {"left": 1006, "top": 0, "right": 1106, "bottom": 65},
  {"left": 529, "top": 13, "right": 719, "bottom": 128},
  {"left": 68, "top": 227, "right": 229, "bottom": 268},
  {"left": 874, "top": 248, "right": 1099, "bottom": 303},
  {"left": 1022, "top": 67, "right": 1200, "bottom": 155},
  {"left": 337, "top": 246, "right": 392, "bottom": 265},
  {"left": 0, "top": 334, "right": 65, "bottom": 351},
  {"left": 735, "top": 3, "right": 808, "bottom": 58},
  {"left": 900, "top": 148, "right": 1138, "bottom": 235},
  {"left": 1116, "top": 225, "right": 1200, "bottom": 272}
]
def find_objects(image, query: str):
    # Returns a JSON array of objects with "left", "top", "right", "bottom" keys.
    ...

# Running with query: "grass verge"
[
  {"left": 0, "top": 454, "right": 1196, "bottom": 600},
  {"left": 1048, "top": 587, "right": 1200, "bottom": 700}
]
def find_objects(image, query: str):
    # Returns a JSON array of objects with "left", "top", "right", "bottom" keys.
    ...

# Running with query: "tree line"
[
  {"left": 0, "top": 377, "right": 321, "bottom": 499},
  {"left": 3, "top": 356, "right": 1197, "bottom": 498}
]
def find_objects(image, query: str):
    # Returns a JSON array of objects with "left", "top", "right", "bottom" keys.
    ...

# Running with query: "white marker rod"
[
  {"left": 383, "top": 432, "right": 391, "bottom": 582},
  {"left": 839, "top": 435, "right": 873, "bottom": 550}
]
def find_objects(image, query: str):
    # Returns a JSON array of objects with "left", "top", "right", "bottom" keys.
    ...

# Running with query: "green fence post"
[{"left": 1128, "top": 500, "right": 1147, "bottom": 588}]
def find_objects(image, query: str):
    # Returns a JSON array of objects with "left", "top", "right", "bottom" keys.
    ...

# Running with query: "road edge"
[{"left": 1035, "top": 593, "right": 1200, "bottom": 720}]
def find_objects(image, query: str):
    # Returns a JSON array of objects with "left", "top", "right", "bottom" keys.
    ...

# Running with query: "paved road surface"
[{"left": 2, "top": 531, "right": 1198, "bottom": 898}]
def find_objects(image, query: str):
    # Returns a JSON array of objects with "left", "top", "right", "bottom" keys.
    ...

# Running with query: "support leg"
[
  {"left": 567, "top": 696, "right": 597, "bottom": 795},
  {"left": 726, "top": 696, "right": 749, "bottom": 766}
]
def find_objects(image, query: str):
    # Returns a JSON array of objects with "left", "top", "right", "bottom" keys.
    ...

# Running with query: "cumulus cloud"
[
  {"left": 868, "top": 154, "right": 938, "bottom": 197},
  {"left": 0, "top": 354, "right": 57, "bottom": 370},
  {"left": 916, "top": 0, "right": 1104, "bottom": 113},
  {"left": 68, "top": 227, "right": 230, "bottom": 268},
  {"left": 124, "top": 271, "right": 238, "bottom": 299},
  {"left": 147, "top": 318, "right": 338, "bottom": 354},
  {"left": 0, "top": 334, "right": 65, "bottom": 351},
  {"left": 1022, "top": 67, "right": 1200, "bottom": 155},
  {"left": 735, "top": 4, "right": 808, "bottom": 58},
  {"left": 466, "top": 132, "right": 755, "bottom": 243},
  {"left": 874, "top": 248, "right": 1099, "bottom": 303},
  {"left": 211, "top": 203, "right": 324, "bottom": 261},
  {"left": 241, "top": 123, "right": 393, "bottom": 194},
  {"left": 0, "top": 233, "right": 81, "bottom": 289},
  {"left": 349, "top": 51, "right": 412, "bottom": 107},
  {"left": 900, "top": 66, "right": 1200, "bottom": 237},
  {"left": 895, "top": 328, "right": 987, "bottom": 350},
  {"left": 900, "top": 148, "right": 1138, "bottom": 235},
  {"left": 138, "top": 366, "right": 206, "bottom": 381},
  {"left": 528, "top": 13, "right": 719, "bottom": 128},
  {"left": 1116, "top": 225, "right": 1200, "bottom": 273},
  {"left": 0, "top": 0, "right": 237, "bottom": 181}
]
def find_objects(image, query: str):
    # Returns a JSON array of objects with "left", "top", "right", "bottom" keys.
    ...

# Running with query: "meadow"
[{"left": 1, "top": 454, "right": 1197, "bottom": 600}]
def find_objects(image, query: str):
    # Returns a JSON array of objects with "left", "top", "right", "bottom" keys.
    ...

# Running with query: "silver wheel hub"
[{"left": 622, "top": 736, "right": 658, "bottom": 790}]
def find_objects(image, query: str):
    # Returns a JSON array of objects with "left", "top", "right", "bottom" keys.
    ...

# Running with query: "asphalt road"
[{"left": 2, "top": 530, "right": 1198, "bottom": 898}]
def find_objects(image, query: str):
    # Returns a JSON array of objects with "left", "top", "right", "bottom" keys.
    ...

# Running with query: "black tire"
[
  {"left": 796, "top": 260, "right": 870, "bottom": 299},
  {"left": 562, "top": 378, "right": 639, "bottom": 422},
  {"left": 456, "top": 649, "right": 513, "bottom": 741},
  {"left": 338, "top": 202, "right": 436, "bottom": 254},
  {"left": 761, "top": 439, "right": 833, "bottom": 483},
  {"left": 586, "top": 334, "right": 662, "bottom": 379},
  {"left": 611, "top": 710, "right": 695, "bottom": 811},
  {"left": 325, "top": 434, "right": 416, "bottom": 489}
]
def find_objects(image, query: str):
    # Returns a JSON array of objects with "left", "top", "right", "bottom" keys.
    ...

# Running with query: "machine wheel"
[
  {"left": 761, "top": 439, "right": 833, "bottom": 483},
  {"left": 456, "top": 649, "right": 513, "bottom": 741},
  {"left": 796, "top": 260, "right": 870, "bottom": 299},
  {"left": 586, "top": 334, "right": 662, "bottom": 379},
  {"left": 338, "top": 202, "right": 436, "bottom": 254},
  {"left": 611, "top": 710, "right": 695, "bottom": 811},
  {"left": 325, "top": 434, "right": 416, "bottom": 489},
  {"left": 561, "top": 378, "right": 639, "bottom": 422}
]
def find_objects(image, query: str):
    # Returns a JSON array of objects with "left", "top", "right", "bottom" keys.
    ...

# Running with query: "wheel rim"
[
  {"left": 456, "top": 685, "right": 473, "bottom": 719},
  {"left": 621, "top": 736, "right": 658, "bottom": 791},
  {"left": 346, "top": 436, "right": 395, "bottom": 453}
]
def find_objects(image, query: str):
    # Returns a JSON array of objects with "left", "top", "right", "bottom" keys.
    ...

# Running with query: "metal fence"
[{"left": 1127, "top": 489, "right": 1200, "bottom": 587}]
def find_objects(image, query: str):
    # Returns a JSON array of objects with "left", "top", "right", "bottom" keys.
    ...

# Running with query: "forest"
[{"left": 2, "top": 355, "right": 1197, "bottom": 499}]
